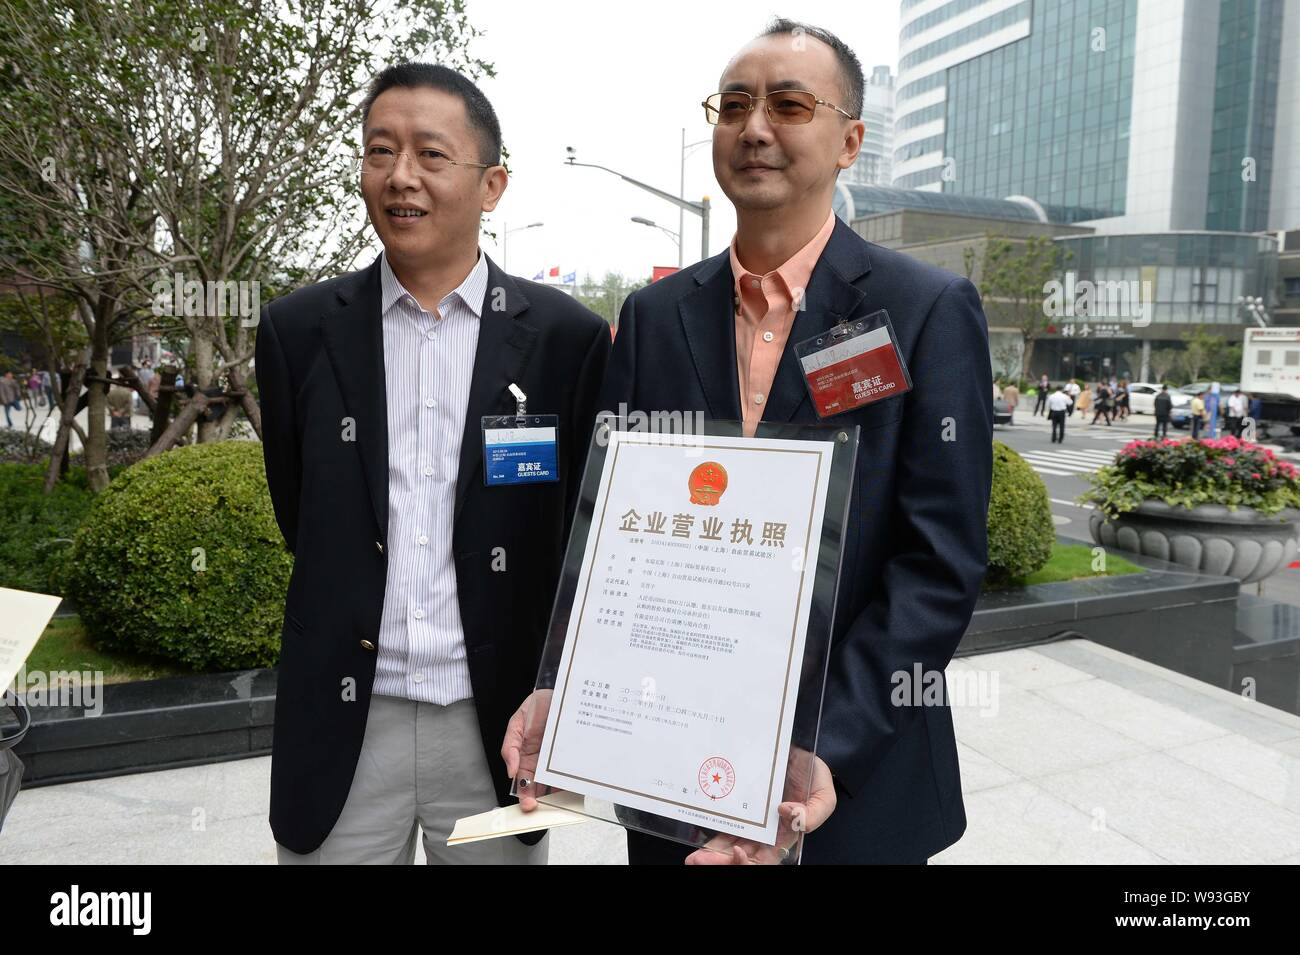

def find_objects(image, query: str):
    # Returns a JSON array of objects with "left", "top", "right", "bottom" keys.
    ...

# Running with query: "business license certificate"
[{"left": 533, "top": 429, "right": 834, "bottom": 844}]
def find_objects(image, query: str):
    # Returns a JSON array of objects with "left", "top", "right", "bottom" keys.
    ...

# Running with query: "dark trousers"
[
  {"left": 1225, "top": 416, "right": 1241, "bottom": 437},
  {"left": 1191, "top": 416, "right": 1203, "bottom": 439},
  {"left": 1153, "top": 416, "right": 1169, "bottom": 439},
  {"left": 1049, "top": 409, "right": 1066, "bottom": 443},
  {"left": 1034, "top": 392, "right": 1047, "bottom": 416},
  {"left": 1091, "top": 407, "right": 1112, "bottom": 425}
]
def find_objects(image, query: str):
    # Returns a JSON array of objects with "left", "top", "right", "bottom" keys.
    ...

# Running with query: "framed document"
[{"left": 514, "top": 418, "right": 857, "bottom": 863}]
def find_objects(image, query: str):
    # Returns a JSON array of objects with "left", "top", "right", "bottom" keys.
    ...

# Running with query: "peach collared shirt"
[{"left": 730, "top": 210, "right": 836, "bottom": 437}]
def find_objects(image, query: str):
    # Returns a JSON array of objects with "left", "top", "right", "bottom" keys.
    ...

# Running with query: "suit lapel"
[
  {"left": 762, "top": 217, "right": 874, "bottom": 424},
  {"left": 453, "top": 256, "right": 539, "bottom": 523},
  {"left": 679, "top": 251, "right": 743, "bottom": 421},
  {"left": 320, "top": 256, "right": 389, "bottom": 540}
]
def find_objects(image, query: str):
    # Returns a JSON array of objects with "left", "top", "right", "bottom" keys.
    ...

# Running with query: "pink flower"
[{"left": 1252, "top": 472, "right": 1261, "bottom": 479}]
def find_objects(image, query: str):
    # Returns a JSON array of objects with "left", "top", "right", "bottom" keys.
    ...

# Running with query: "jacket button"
[
  {"left": 360, "top": 639, "right": 376, "bottom": 651},
  {"left": 375, "top": 540, "right": 384, "bottom": 554}
]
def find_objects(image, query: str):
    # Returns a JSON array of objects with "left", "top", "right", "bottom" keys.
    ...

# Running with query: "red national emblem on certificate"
[
  {"left": 688, "top": 461, "right": 728, "bottom": 505},
  {"left": 698, "top": 756, "right": 736, "bottom": 800}
]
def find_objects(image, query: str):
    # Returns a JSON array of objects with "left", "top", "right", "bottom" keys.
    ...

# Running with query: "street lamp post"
[
  {"left": 1238, "top": 295, "right": 1270, "bottom": 328},
  {"left": 680, "top": 129, "right": 710, "bottom": 269},
  {"left": 502, "top": 221, "right": 543, "bottom": 271},
  {"left": 631, "top": 216, "right": 680, "bottom": 252},
  {"left": 565, "top": 147, "right": 710, "bottom": 263}
]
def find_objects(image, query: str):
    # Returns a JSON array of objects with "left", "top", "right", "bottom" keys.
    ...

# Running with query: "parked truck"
[{"left": 1240, "top": 327, "right": 1300, "bottom": 447}]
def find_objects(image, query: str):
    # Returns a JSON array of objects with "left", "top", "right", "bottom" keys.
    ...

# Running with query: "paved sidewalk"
[{"left": 2, "top": 640, "right": 1297, "bottom": 864}]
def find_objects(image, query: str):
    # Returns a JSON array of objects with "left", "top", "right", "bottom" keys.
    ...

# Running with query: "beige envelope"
[{"left": 448, "top": 790, "right": 589, "bottom": 845}]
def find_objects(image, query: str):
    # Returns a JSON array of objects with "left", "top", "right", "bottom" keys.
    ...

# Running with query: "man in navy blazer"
[{"left": 597, "top": 20, "right": 992, "bottom": 864}]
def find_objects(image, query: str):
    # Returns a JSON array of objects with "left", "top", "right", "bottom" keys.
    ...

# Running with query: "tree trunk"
[
  {"left": 195, "top": 335, "right": 217, "bottom": 444},
  {"left": 1021, "top": 337, "right": 1037, "bottom": 385},
  {"left": 226, "top": 366, "right": 261, "bottom": 439},
  {"left": 149, "top": 367, "right": 177, "bottom": 447},
  {"left": 144, "top": 391, "right": 210, "bottom": 459},
  {"left": 43, "top": 364, "right": 87, "bottom": 494},
  {"left": 84, "top": 317, "right": 111, "bottom": 492}
]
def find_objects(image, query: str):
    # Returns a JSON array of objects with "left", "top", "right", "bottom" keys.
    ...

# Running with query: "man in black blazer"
[
  {"left": 257, "top": 63, "right": 610, "bottom": 863},
  {"left": 557, "top": 21, "right": 992, "bottom": 864}
]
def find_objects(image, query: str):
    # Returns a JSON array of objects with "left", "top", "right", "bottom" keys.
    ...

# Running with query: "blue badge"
[{"left": 482, "top": 414, "right": 560, "bottom": 486}]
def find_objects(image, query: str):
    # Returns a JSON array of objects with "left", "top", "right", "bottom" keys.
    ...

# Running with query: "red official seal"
[
  {"left": 688, "top": 461, "right": 728, "bottom": 505},
  {"left": 698, "top": 756, "right": 735, "bottom": 800}
]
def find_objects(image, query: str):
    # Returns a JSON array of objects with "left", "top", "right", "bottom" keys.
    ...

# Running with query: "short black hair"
[
  {"left": 360, "top": 62, "right": 502, "bottom": 166},
  {"left": 759, "top": 18, "right": 864, "bottom": 120}
]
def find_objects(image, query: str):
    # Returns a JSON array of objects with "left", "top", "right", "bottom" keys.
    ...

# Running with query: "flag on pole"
[
  {"left": 548, "top": 266, "right": 560, "bottom": 278},
  {"left": 532, "top": 270, "right": 543, "bottom": 281},
  {"left": 562, "top": 272, "right": 576, "bottom": 285}
]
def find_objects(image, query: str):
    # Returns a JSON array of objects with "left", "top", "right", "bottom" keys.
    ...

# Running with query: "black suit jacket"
[
  {"left": 604, "top": 217, "right": 993, "bottom": 864},
  {"left": 256, "top": 253, "right": 610, "bottom": 854}
]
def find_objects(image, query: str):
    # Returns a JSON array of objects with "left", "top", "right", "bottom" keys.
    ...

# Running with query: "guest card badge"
[
  {"left": 794, "top": 309, "right": 912, "bottom": 419},
  {"left": 482, "top": 383, "right": 560, "bottom": 486}
]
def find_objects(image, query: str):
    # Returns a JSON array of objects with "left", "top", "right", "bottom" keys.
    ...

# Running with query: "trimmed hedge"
[
  {"left": 986, "top": 440, "right": 1054, "bottom": 585},
  {"left": 60, "top": 441, "right": 292, "bottom": 669},
  {"left": 0, "top": 462, "right": 96, "bottom": 593}
]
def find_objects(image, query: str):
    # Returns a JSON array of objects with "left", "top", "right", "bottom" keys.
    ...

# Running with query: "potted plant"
[{"left": 1081, "top": 436, "right": 1300, "bottom": 582}]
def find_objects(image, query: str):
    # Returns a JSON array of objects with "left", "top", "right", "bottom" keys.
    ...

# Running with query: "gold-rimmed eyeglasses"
[
  {"left": 356, "top": 146, "right": 493, "bottom": 176},
  {"left": 701, "top": 89, "right": 855, "bottom": 126}
]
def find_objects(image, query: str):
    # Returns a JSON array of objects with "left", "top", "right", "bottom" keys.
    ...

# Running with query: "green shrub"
[
  {"left": 0, "top": 462, "right": 95, "bottom": 593},
  {"left": 60, "top": 441, "right": 292, "bottom": 670},
  {"left": 986, "top": 441, "right": 1055, "bottom": 585}
]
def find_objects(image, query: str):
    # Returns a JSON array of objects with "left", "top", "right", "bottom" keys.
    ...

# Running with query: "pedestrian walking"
[
  {"left": 1153, "top": 384, "right": 1172, "bottom": 439},
  {"left": 1047, "top": 385, "right": 1070, "bottom": 443},
  {"left": 0, "top": 371, "right": 22, "bottom": 428},
  {"left": 1091, "top": 382, "right": 1113, "bottom": 426},
  {"left": 1033, "top": 373, "right": 1049, "bottom": 416}
]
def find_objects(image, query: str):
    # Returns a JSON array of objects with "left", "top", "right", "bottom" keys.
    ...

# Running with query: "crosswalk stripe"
[
  {"left": 1030, "top": 447, "right": 1117, "bottom": 457},
  {"left": 1026, "top": 452, "right": 1115, "bottom": 464},
  {"left": 1022, "top": 461, "right": 1097, "bottom": 474},
  {"left": 1022, "top": 450, "right": 1113, "bottom": 461},
  {"left": 1050, "top": 497, "right": 1093, "bottom": 509}
]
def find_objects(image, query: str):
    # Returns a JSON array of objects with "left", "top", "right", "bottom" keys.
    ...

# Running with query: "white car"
[{"left": 1125, "top": 382, "right": 1191, "bottom": 415}]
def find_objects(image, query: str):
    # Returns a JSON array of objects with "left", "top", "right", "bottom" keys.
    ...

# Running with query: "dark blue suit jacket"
[{"left": 602, "top": 216, "right": 993, "bottom": 864}]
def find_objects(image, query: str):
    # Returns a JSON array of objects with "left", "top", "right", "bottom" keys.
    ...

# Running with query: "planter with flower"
[{"left": 1080, "top": 436, "right": 1300, "bottom": 583}]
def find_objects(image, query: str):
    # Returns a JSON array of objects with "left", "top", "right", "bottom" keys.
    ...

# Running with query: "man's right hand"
[{"left": 501, "top": 688, "right": 554, "bottom": 811}]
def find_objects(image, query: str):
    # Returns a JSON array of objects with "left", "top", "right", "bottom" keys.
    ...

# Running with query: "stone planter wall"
[{"left": 1089, "top": 500, "right": 1300, "bottom": 583}]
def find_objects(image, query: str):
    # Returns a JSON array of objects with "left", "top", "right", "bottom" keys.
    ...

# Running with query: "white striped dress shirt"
[{"left": 372, "top": 249, "right": 487, "bottom": 705}]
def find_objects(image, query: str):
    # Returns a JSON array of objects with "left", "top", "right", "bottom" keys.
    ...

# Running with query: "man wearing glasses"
[
  {"left": 257, "top": 63, "right": 611, "bottom": 864},
  {"left": 506, "top": 20, "right": 992, "bottom": 864}
]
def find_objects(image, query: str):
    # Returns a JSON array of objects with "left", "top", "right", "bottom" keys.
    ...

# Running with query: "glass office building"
[
  {"left": 1033, "top": 231, "right": 1281, "bottom": 381},
  {"left": 893, "top": 0, "right": 1300, "bottom": 233},
  {"left": 845, "top": 66, "right": 897, "bottom": 187}
]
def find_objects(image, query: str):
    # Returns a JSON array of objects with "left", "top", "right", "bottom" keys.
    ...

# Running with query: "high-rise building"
[
  {"left": 845, "top": 65, "right": 896, "bottom": 186},
  {"left": 892, "top": 0, "right": 1300, "bottom": 233}
]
